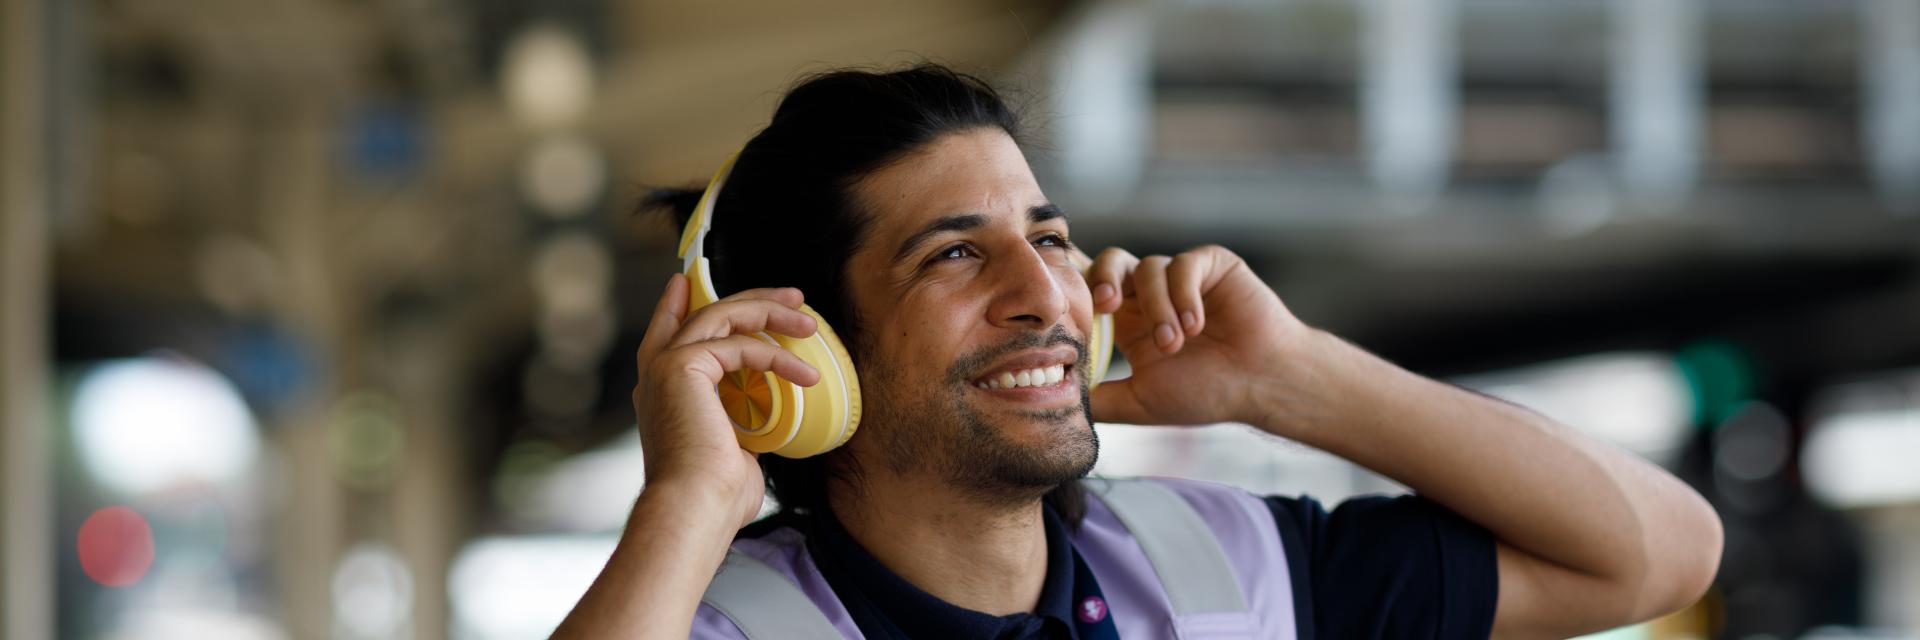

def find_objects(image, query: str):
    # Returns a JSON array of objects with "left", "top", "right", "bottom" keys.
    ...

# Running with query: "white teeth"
[{"left": 978, "top": 365, "right": 1070, "bottom": 390}]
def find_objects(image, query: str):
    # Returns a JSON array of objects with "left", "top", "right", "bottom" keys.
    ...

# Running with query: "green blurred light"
[{"left": 1674, "top": 339, "right": 1756, "bottom": 427}]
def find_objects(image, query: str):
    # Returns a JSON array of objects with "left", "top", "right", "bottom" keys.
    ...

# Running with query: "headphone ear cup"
[
  {"left": 809, "top": 308, "right": 861, "bottom": 451},
  {"left": 762, "top": 304, "right": 860, "bottom": 459}
]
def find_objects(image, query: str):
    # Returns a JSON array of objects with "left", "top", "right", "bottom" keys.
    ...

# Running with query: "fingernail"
[
  {"left": 1155, "top": 323, "right": 1176, "bottom": 349},
  {"left": 1181, "top": 310, "right": 1198, "bottom": 332},
  {"left": 1095, "top": 283, "right": 1116, "bottom": 302}
]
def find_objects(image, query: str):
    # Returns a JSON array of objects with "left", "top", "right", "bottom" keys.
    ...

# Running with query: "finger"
[
  {"left": 637, "top": 273, "right": 691, "bottom": 367},
  {"left": 1088, "top": 247, "right": 1139, "bottom": 314},
  {"left": 1090, "top": 377, "right": 1152, "bottom": 425},
  {"left": 714, "top": 286, "right": 806, "bottom": 309},
  {"left": 1130, "top": 255, "right": 1184, "bottom": 353},
  {"left": 669, "top": 334, "right": 823, "bottom": 387},
  {"left": 670, "top": 298, "right": 819, "bottom": 348},
  {"left": 1166, "top": 248, "right": 1218, "bottom": 337}
]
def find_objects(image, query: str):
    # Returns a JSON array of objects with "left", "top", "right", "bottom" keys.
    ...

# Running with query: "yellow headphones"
[{"left": 678, "top": 152, "right": 1114, "bottom": 458}]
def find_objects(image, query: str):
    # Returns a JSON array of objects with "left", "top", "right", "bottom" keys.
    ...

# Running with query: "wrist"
[
  {"left": 1241, "top": 327, "right": 1346, "bottom": 439},
  {"left": 630, "top": 477, "right": 742, "bottom": 539}
]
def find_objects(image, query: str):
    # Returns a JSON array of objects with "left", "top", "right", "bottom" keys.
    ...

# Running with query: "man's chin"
[{"left": 944, "top": 411, "right": 1100, "bottom": 500}]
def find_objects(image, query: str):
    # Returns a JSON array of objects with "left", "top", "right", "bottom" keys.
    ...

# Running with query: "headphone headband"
[{"left": 677, "top": 152, "right": 741, "bottom": 269}]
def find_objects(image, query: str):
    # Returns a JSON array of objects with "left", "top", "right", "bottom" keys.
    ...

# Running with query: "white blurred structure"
[
  {"left": 1456, "top": 352, "right": 1694, "bottom": 466},
  {"left": 71, "top": 357, "right": 263, "bottom": 495},
  {"left": 448, "top": 535, "right": 619, "bottom": 640},
  {"left": 1611, "top": 0, "right": 1702, "bottom": 213},
  {"left": 1361, "top": 0, "right": 1458, "bottom": 212}
]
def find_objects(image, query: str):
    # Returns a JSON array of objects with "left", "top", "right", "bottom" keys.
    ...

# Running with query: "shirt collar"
[{"left": 808, "top": 504, "right": 1083, "bottom": 639}]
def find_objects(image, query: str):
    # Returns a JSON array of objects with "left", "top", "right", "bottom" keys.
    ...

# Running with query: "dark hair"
[{"left": 642, "top": 63, "right": 1086, "bottom": 526}]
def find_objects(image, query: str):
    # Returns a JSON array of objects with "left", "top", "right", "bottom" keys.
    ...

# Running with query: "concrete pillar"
[
  {"left": 1, "top": 0, "right": 55, "bottom": 636},
  {"left": 1863, "top": 0, "right": 1920, "bottom": 215},
  {"left": 1051, "top": 0, "right": 1153, "bottom": 214},
  {"left": 1611, "top": 0, "right": 1704, "bottom": 213},
  {"left": 1361, "top": 0, "right": 1459, "bottom": 214}
]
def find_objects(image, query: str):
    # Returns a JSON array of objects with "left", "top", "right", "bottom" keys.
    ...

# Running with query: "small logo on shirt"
[{"left": 1077, "top": 596, "right": 1108, "bottom": 623}]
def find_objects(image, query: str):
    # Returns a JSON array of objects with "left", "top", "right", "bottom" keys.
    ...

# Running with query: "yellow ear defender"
[{"left": 678, "top": 151, "right": 1114, "bottom": 458}]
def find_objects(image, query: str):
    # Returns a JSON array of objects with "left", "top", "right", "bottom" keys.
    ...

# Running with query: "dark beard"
[{"left": 861, "top": 325, "right": 1100, "bottom": 505}]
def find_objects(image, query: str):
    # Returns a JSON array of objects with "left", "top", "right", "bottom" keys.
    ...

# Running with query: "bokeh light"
[
  {"left": 1805, "top": 408, "right": 1920, "bottom": 509},
  {"left": 520, "top": 135, "right": 607, "bottom": 219},
  {"left": 500, "top": 25, "right": 594, "bottom": 130},
  {"left": 327, "top": 392, "right": 406, "bottom": 492},
  {"left": 449, "top": 535, "right": 616, "bottom": 639},
  {"left": 330, "top": 542, "right": 414, "bottom": 639},
  {"left": 71, "top": 357, "right": 262, "bottom": 495},
  {"left": 77, "top": 506, "right": 156, "bottom": 588}
]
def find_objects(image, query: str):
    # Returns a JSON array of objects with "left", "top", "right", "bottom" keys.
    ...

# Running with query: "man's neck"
[{"left": 827, "top": 473, "right": 1049, "bottom": 616}]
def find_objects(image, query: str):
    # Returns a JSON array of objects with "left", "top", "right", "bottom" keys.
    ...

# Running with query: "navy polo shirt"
[
  {"left": 805, "top": 504, "right": 1086, "bottom": 639},
  {"left": 740, "top": 492, "right": 1498, "bottom": 639}
]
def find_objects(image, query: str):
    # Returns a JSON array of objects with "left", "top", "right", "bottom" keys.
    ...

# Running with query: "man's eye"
[
  {"left": 936, "top": 244, "right": 976, "bottom": 260},
  {"left": 1034, "top": 234, "right": 1070, "bottom": 249}
]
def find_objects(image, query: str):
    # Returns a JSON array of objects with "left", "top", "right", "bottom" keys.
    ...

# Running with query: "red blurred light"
[{"left": 77, "top": 506, "right": 155, "bottom": 587}]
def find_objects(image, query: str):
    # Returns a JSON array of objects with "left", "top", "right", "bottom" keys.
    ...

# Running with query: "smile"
[{"left": 973, "top": 364, "right": 1069, "bottom": 390}]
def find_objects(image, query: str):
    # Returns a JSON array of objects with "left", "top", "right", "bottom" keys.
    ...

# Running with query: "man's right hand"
[
  {"left": 630, "top": 273, "right": 821, "bottom": 529},
  {"left": 555, "top": 275, "right": 820, "bottom": 639}
]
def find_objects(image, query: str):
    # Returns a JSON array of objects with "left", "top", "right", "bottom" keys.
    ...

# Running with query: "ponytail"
[{"left": 634, "top": 186, "right": 705, "bottom": 229}]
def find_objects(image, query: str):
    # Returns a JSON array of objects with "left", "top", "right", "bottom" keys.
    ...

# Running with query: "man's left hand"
[{"left": 1081, "top": 245, "right": 1310, "bottom": 427}]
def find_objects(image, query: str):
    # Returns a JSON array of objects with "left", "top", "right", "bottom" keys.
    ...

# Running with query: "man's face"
[{"left": 840, "top": 128, "right": 1099, "bottom": 502}]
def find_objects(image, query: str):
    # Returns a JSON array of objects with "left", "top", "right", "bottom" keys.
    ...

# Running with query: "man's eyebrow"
[
  {"left": 1030, "top": 203, "right": 1067, "bottom": 224},
  {"left": 892, "top": 213, "right": 988, "bottom": 264}
]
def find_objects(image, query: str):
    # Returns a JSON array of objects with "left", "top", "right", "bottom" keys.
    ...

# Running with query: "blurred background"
[{"left": 3, "top": 0, "right": 1918, "bottom": 638}]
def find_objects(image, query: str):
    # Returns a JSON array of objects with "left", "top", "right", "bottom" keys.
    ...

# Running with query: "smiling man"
[{"left": 554, "top": 65, "right": 1723, "bottom": 639}]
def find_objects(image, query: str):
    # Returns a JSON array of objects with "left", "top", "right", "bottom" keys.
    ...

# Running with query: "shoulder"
[
  {"left": 1107, "top": 476, "right": 1287, "bottom": 559},
  {"left": 1267, "top": 492, "right": 1500, "bottom": 639},
  {"left": 690, "top": 603, "right": 750, "bottom": 639},
  {"left": 692, "top": 524, "right": 866, "bottom": 639},
  {"left": 1079, "top": 476, "right": 1302, "bottom": 636}
]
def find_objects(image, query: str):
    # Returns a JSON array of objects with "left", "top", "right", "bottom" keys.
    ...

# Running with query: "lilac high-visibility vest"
[{"left": 690, "top": 477, "right": 1298, "bottom": 639}]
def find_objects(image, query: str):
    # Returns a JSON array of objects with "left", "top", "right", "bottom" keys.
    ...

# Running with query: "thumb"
[{"left": 1090, "top": 377, "right": 1152, "bottom": 425}]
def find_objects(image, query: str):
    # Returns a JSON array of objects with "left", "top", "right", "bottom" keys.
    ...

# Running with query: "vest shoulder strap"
[
  {"left": 1087, "top": 477, "right": 1250, "bottom": 615},
  {"left": 702, "top": 479, "right": 1251, "bottom": 636},
  {"left": 700, "top": 549, "right": 843, "bottom": 640}
]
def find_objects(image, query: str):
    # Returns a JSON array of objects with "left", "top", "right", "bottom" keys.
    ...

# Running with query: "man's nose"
[{"left": 986, "top": 245, "right": 1070, "bottom": 331}]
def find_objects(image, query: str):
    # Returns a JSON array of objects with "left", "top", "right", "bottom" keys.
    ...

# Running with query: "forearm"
[
  {"left": 552, "top": 483, "right": 738, "bottom": 639},
  {"left": 1254, "top": 329, "right": 1720, "bottom": 615}
]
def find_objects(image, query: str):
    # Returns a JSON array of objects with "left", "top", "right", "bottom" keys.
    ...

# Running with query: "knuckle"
[
  {"left": 643, "top": 354, "right": 679, "bottom": 380},
  {"left": 680, "top": 303, "right": 723, "bottom": 324},
  {"left": 721, "top": 335, "right": 767, "bottom": 357}
]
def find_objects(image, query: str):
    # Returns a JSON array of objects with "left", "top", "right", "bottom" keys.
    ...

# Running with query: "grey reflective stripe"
[
  {"left": 1092, "top": 479, "right": 1249, "bottom": 614},
  {"left": 701, "top": 550, "right": 843, "bottom": 640}
]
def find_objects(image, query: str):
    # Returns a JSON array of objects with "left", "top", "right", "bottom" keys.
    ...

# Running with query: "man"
[{"left": 555, "top": 65, "right": 1722, "bottom": 639}]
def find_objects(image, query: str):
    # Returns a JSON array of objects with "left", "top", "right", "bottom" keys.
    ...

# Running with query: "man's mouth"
[
  {"left": 965, "top": 346, "right": 1081, "bottom": 392},
  {"left": 948, "top": 329, "right": 1088, "bottom": 407},
  {"left": 972, "top": 364, "right": 1071, "bottom": 390}
]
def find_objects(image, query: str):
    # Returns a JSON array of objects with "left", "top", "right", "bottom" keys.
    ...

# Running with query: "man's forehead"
[{"left": 852, "top": 129, "right": 1048, "bottom": 233}]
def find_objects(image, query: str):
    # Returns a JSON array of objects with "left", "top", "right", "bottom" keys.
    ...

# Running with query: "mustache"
[{"left": 946, "top": 325, "right": 1089, "bottom": 384}]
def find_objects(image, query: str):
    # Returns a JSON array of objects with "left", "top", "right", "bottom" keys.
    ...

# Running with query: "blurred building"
[{"left": 3, "top": 0, "right": 1919, "bottom": 638}]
